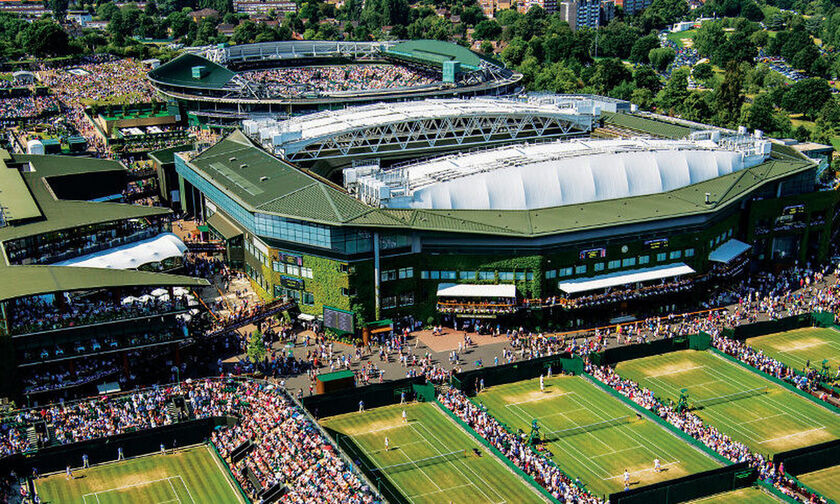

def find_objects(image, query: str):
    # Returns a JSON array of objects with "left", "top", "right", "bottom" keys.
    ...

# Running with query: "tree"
[
  {"left": 629, "top": 34, "right": 659, "bottom": 63},
  {"left": 480, "top": 40, "right": 494, "bottom": 55},
  {"left": 741, "top": 94, "right": 778, "bottom": 134},
  {"left": 656, "top": 68, "right": 690, "bottom": 113},
  {"left": 634, "top": 65, "right": 662, "bottom": 92},
  {"left": 813, "top": 98, "right": 840, "bottom": 143},
  {"left": 631, "top": 87, "right": 655, "bottom": 109},
  {"left": 714, "top": 62, "right": 745, "bottom": 127},
  {"left": 648, "top": 47, "right": 675, "bottom": 71},
  {"left": 781, "top": 78, "right": 832, "bottom": 118},
  {"left": 590, "top": 58, "right": 632, "bottom": 95},
  {"left": 692, "top": 62, "right": 713, "bottom": 82},
  {"left": 247, "top": 331, "right": 266, "bottom": 363},
  {"left": 596, "top": 21, "right": 640, "bottom": 59},
  {"left": 473, "top": 19, "right": 501, "bottom": 40},
  {"left": 18, "top": 20, "right": 70, "bottom": 57}
]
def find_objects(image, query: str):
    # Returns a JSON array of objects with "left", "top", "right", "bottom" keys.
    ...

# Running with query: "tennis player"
[
  {"left": 623, "top": 469, "right": 630, "bottom": 490},
  {"left": 539, "top": 374, "right": 545, "bottom": 392},
  {"left": 654, "top": 458, "right": 661, "bottom": 473}
]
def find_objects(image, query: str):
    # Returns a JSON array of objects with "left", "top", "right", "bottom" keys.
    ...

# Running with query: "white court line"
[
  {"left": 358, "top": 423, "right": 414, "bottom": 436},
  {"left": 408, "top": 483, "right": 474, "bottom": 499},
  {"left": 738, "top": 413, "right": 786, "bottom": 426},
  {"left": 606, "top": 462, "right": 680, "bottom": 480},
  {"left": 207, "top": 445, "right": 247, "bottom": 504},
  {"left": 504, "top": 391, "right": 575, "bottom": 407},
  {"left": 82, "top": 476, "right": 183, "bottom": 496},
  {"left": 590, "top": 446, "right": 643, "bottom": 459},
  {"left": 759, "top": 427, "right": 826, "bottom": 444},
  {"left": 649, "top": 365, "right": 706, "bottom": 377},
  {"left": 167, "top": 478, "right": 183, "bottom": 504},
  {"left": 176, "top": 475, "right": 196, "bottom": 504}
]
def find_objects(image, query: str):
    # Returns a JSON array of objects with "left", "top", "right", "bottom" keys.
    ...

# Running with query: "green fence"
[
  {"left": 210, "top": 442, "right": 253, "bottom": 503},
  {"left": 590, "top": 332, "right": 710, "bottom": 367},
  {"left": 328, "top": 428, "right": 408, "bottom": 504},
  {"left": 608, "top": 463, "right": 754, "bottom": 504},
  {"left": 301, "top": 376, "right": 428, "bottom": 419},
  {"left": 451, "top": 353, "right": 584, "bottom": 395},
  {"left": 412, "top": 383, "right": 435, "bottom": 402},
  {"left": 773, "top": 438, "right": 840, "bottom": 476},
  {"left": 721, "top": 313, "right": 814, "bottom": 340}
]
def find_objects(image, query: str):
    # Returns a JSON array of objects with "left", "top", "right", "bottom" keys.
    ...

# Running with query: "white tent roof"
[
  {"left": 436, "top": 283, "right": 517, "bottom": 298},
  {"left": 55, "top": 233, "right": 188, "bottom": 270},
  {"left": 708, "top": 239, "right": 751, "bottom": 263},
  {"left": 558, "top": 263, "right": 695, "bottom": 295}
]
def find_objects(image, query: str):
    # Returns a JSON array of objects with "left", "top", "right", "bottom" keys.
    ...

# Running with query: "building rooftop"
[
  {"left": 350, "top": 135, "right": 772, "bottom": 210},
  {"left": 385, "top": 39, "right": 492, "bottom": 70},
  {"left": 148, "top": 53, "right": 235, "bottom": 90},
  {"left": 0, "top": 153, "right": 207, "bottom": 302}
]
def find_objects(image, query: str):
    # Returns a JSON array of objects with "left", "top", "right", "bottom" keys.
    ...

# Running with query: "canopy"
[
  {"left": 207, "top": 211, "right": 243, "bottom": 240},
  {"left": 55, "top": 233, "right": 188, "bottom": 270},
  {"left": 558, "top": 263, "right": 695, "bottom": 295},
  {"left": 437, "top": 283, "right": 517, "bottom": 299},
  {"left": 709, "top": 239, "right": 751, "bottom": 263},
  {"left": 297, "top": 313, "right": 316, "bottom": 322}
]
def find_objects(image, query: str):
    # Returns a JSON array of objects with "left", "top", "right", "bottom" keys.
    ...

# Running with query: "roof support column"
[{"left": 373, "top": 231, "right": 381, "bottom": 321}]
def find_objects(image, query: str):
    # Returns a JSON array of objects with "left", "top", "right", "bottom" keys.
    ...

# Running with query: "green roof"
[
  {"left": 0, "top": 151, "right": 41, "bottom": 223},
  {"left": 386, "top": 40, "right": 488, "bottom": 70},
  {"left": 207, "top": 211, "right": 242, "bottom": 240},
  {"left": 185, "top": 127, "right": 816, "bottom": 238},
  {"left": 0, "top": 266, "right": 207, "bottom": 303},
  {"left": 318, "top": 369, "right": 355, "bottom": 382},
  {"left": 0, "top": 154, "right": 208, "bottom": 301},
  {"left": 149, "top": 143, "right": 195, "bottom": 166},
  {"left": 148, "top": 53, "right": 235, "bottom": 90},
  {"left": 602, "top": 112, "right": 692, "bottom": 139}
]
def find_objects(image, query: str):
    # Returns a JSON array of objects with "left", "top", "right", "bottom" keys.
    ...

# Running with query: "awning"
[
  {"left": 558, "top": 263, "right": 695, "bottom": 295},
  {"left": 297, "top": 313, "right": 316, "bottom": 322},
  {"left": 55, "top": 233, "right": 188, "bottom": 270},
  {"left": 437, "top": 283, "right": 517, "bottom": 298},
  {"left": 709, "top": 239, "right": 751, "bottom": 263},
  {"left": 207, "top": 211, "right": 243, "bottom": 240}
]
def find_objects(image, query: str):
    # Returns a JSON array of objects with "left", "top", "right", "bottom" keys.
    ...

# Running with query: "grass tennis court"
[
  {"left": 616, "top": 350, "right": 840, "bottom": 454},
  {"left": 683, "top": 486, "right": 783, "bottom": 503},
  {"left": 34, "top": 445, "right": 245, "bottom": 504},
  {"left": 797, "top": 464, "right": 840, "bottom": 501},
  {"left": 475, "top": 375, "right": 722, "bottom": 497},
  {"left": 320, "top": 402, "right": 548, "bottom": 504},
  {"left": 747, "top": 327, "right": 840, "bottom": 375}
]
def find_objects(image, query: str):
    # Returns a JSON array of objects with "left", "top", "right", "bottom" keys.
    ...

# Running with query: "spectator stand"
[{"left": 773, "top": 438, "right": 840, "bottom": 502}]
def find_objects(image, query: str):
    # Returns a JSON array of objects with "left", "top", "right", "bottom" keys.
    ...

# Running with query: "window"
[
  {"left": 558, "top": 267, "right": 573, "bottom": 277},
  {"left": 515, "top": 271, "right": 526, "bottom": 281},
  {"left": 287, "top": 265, "right": 300, "bottom": 276},
  {"left": 340, "top": 288, "right": 350, "bottom": 297},
  {"left": 622, "top": 257, "right": 636, "bottom": 267},
  {"left": 398, "top": 267, "right": 413, "bottom": 279},
  {"left": 381, "top": 269, "right": 397, "bottom": 282},
  {"left": 727, "top": 228, "right": 733, "bottom": 238},
  {"left": 382, "top": 296, "right": 397, "bottom": 309},
  {"left": 546, "top": 269, "right": 556, "bottom": 279},
  {"left": 656, "top": 253, "right": 667, "bottom": 262},
  {"left": 478, "top": 271, "right": 494, "bottom": 280},
  {"left": 399, "top": 292, "right": 414, "bottom": 306},
  {"left": 574, "top": 265, "right": 586, "bottom": 275},
  {"left": 684, "top": 248, "right": 695, "bottom": 257},
  {"left": 607, "top": 260, "right": 620, "bottom": 269},
  {"left": 669, "top": 250, "right": 682, "bottom": 260},
  {"left": 499, "top": 271, "right": 514, "bottom": 281},
  {"left": 302, "top": 292, "right": 315, "bottom": 305},
  {"left": 421, "top": 271, "right": 429, "bottom": 279},
  {"left": 594, "top": 262, "right": 604, "bottom": 272},
  {"left": 301, "top": 267, "right": 313, "bottom": 278},
  {"left": 272, "top": 261, "right": 285, "bottom": 273},
  {"left": 460, "top": 271, "right": 476, "bottom": 280},
  {"left": 430, "top": 271, "right": 441, "bottom": 280},
  {"left": 441, "top": 271, "right": 456, "bottom": 280},
  {"left": 339, "top": 264, "right": 349, "bottom": 273},
  {"left": 638, "top": 255, "right": 650, "bottom": 265},
  {"left": 526, "top": 272, "right": 534, "bottom": 281}
]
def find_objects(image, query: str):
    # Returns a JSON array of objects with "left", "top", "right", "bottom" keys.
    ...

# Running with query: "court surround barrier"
[
  {"left": 719, "top": 312, "right": 825, "bottom": 341},
  {"left": 607, "top": 462, "right": 754, "bottom": 504},
  {"left": 773, "top": 438, "right": 840, "bottom": 480},
  {"left": 301, "top": 376, "right": 428, "bottom": 419},
  {"left": 450, "top": 353, "right": 584, "bottom": 395},
  {"left": 589, "top": 332, "right": 711, "bottom": 367}
]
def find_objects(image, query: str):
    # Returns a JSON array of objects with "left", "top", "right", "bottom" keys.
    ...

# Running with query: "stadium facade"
[
  {"left": 0, "top": 152, "right": 207, "bottom": 398},
  {"left": 174, "top": 109, "right": 840, "bottom": 330},
  {"left": 147, "top": 40, "right": 523, "bottom": 126}
]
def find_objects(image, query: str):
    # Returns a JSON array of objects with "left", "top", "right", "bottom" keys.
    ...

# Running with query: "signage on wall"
[
  {"left": 783, "top": 204, "right": 805, "bottom": 216},
  {"left": 280, "top": 276, "right": 304, "bottom": 290},
  {"left": 579, "top": 247, "right": 606, "bottom": 260},
  {"left": 324, "top": 306, "right": 355, "bottom": 334},
  {"left": 645, "top": 238, "right": 669, "bottom": 250}
]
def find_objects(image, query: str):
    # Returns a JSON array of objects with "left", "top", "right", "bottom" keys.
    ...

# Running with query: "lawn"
[
  {"left": 666, "top": 29, "right": 699, "bottom": 48},
  {"left": 320, "top": 402, "right": 548, "bottom": 504},
  {"left": 34, "top": 444, "right": 245, "bottom": 504},
  {"left": 797, "top": 464, "right": 840, "bottom": 501},
  {"left": 475, "top": 375, "right": 722, "bottom": 497},
  {"left": 747, "top": 327, "right": 840, "bottom": 376},
  {"left": 684, "top": 486, "right": 784, "bottom": 503},
  {"left": 615, "top": 350, "right": 840, "bottom": 455}
]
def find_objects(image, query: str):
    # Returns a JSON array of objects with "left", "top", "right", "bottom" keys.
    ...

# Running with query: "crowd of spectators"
[
  {"left": 0, "top": 378, "right": 376, "bottom": 503},
  {"left": 0, "top": 95, "right": 59, "bottom": 121},
  {"left": 243, "top": 64, "right": 437, "bottom": 97}
]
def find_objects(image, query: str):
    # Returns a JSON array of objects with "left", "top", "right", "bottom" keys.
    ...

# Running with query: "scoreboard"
[
  {"left": 323, "top": 306, "right": 355, "bottom": 334},
  {"left": 579, "top": 247, "right": 606, "bottom": 260}
]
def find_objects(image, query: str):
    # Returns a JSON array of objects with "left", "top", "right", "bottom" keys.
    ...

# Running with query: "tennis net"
[
  {"left": 692, "top": 387, "right": 768, "bottom": 409},
  {"left": 544, "top": 416, "right": 635, "bottom": 441},
  {"left": 370, "top": 450, "right": 468, "bottom": 475}
]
